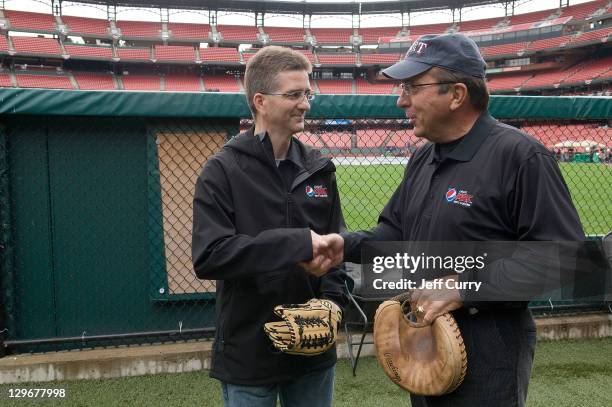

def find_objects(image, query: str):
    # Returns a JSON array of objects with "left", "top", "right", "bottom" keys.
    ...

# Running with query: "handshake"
[{"left": 299, "top": 231, "right": 345, "bottom": 277}]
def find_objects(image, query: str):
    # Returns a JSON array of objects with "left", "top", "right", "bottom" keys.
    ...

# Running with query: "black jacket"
[{"left": 192, "top": 127, "right": 348, "bottom": 385}]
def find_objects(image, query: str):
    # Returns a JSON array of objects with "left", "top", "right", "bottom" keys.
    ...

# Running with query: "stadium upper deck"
[{"left": 0, "top": 0, "right": 610, "bottom": 94}]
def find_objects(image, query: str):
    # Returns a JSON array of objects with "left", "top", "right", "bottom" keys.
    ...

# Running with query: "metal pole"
[{"left": 0, "top": 124, "right": 13, "bottom": 358}]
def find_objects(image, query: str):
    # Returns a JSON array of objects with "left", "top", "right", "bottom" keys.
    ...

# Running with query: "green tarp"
[{"left": 0, "top": 88, "right": 610, "bottom": 119}]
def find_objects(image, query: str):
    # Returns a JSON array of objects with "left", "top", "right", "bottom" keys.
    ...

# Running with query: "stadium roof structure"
[{"left": 63, "top": 0, "right": 507, "bottom": 15}]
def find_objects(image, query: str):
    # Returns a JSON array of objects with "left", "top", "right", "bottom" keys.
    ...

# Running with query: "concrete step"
[{"left": 1, "top": 312, "right": 610, "bottom": 384}]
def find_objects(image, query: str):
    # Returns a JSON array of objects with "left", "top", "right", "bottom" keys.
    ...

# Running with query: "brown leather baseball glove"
[
  {"left": 373, "top": 293, "right": 467, "bottom": 396},
  {"left": 264, "top": 298, "right": 342, "bottom": 356}
]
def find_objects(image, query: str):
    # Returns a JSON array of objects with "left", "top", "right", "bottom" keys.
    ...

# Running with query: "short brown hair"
[
  {"left": 244, "top": 46, "right": 312, "bottom": 117},
  {"left": 432, "top": 67, "right": 489, "bottom": 112}
]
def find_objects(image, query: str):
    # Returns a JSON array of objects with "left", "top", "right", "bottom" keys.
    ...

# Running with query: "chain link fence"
[{"left": 0, "top": 94, "right": 610, "bottom": 354}]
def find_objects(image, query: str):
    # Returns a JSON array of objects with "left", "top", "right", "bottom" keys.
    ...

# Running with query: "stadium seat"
[
  {"left": 261, "top": 26, "right": 305, "bottom": 43},
  {"left": 355, "top": 78, "right": 394, "bottom": 94},
  {"left": 359, "top": 53, "right": 401, "bottom": 65},
  {"left": 63, "top": 15, "right": 109, "bottom": 36},
  {"left": 11, "top": 36, "right": 62, "bottom": 56},
  {"left": 310, "top": 28, "right": 353, "bottom": 45},
  {"left": 0, "top": 72, "right": 13, "bottom": 88},
  {"left": 4, "top": 10, "right": 56, "bottom": 32},
  {"left": 199, "top": 47, "right": 240, "bottom": 63},
  {"left": 116, "top": 20, "right": 162, "bottom": 38},
  {"left": 116, "top": 47, "right": 152, "bottom": 61},
  {"left": 15, "top": 73, "right": 73, "bottom": 89},
  {"left": 64, "top": 44, "right": 113, "bottom": 60},
  {"left": 203, "top": 75, "right": 240, "bottom": 92},
  {"left": 121, "top": 75, "right": 161, "bottom": 91},
  {"left": 316, "top": 79, "right": 353, "bottom": 94},
  {"left": 74, "top": 72, "right": 116, "bottom": 90},
  {"left": 217, "top": 25, "right": 259, "bottom": 42},
  {"left": 167, "top": 22, "right": 210, "bottom": 40},
  {"left": 317, "top": 53, "right": 356, "bottom": 65},
  {"left": 359, "top": 27, "right": 401, "bottom": 44},
  {"left": 155, "top": 46, "right": 196, "bottom": 62},
  {"left": 164, "top": 74, "right": 202, "bottom": 92}
]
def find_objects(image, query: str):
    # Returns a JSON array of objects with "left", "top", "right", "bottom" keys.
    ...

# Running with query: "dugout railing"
[{"left": 0, "top": 89, "right": 610, "bottom": 355}]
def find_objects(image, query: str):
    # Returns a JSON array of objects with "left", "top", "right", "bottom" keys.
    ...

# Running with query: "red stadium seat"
[
  {"left": 4, "top": 10, "right": 56, "bottom": 32},
  {"left": 116, "top": 20, "right": 162, "bottom": 38},
  {"left": 155, "top": 45, "right": 196, "bottom": 62},
  {"left": 217, "top": 25, "right": 259, "bottom": 42},
  {"left": 203, "top": 75, "right": 240, "bottom": 92},
  {"left": 487, "top": 73, "right": 533, "bottom": 91},
  {"left": 316, "top": 79, "right": 353, "bottom": 94},
  {"left": 200, "top": 48, "right": 240, "bottom": 63},
  {"left": 167, "top": 22, "right": 210, "bottom": 40},
  {"left": 15, "top": 73, "right": 73, "bottom": 89},
  {"left": 11, "top": 36, "right": 62, "bottom": 56},
  {"left": 164, "top": 74, "right": 202, "bottom": 92},
  {"left": 116, "top": 47, "right": 152, "bottom": 61},
  {"left": 74, "top": 72, "right": 116, "bottom": 90},
  {"left": 317, "top": 53, "right": 356, "bottom": 65},
  {"left": 121, "top": 75, "right": 161, "bottom": 91},
  {"left": 359, "top": 53, "right": 401, "bottom": 65},
  {"left": 359, "top": 27, "right": 401, "bottom": 44},
  {"left": 310, "top": 28, "right": 353, "bottom": 45},
  {"left": 62, "top": 15, "right": 109, "bottom": 36},
  {"left": 0, "top": 72, "right": 13, "bottom": 88},
  {"left": 355, "top": 78, "right": 394, "bottom": 94},
  {"left": 64, "top": 44, "right": 113, "bottom": 60},
  {"left": 263, "top": 27, "right": 305, "bottom": 43},
  {"left": 318, "top": 131, "right": 352, "bottom": 149}
]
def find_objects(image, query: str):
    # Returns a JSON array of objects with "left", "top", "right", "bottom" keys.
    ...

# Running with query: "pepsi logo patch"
[
  {"left": 306, "top": 185, "right": 328, "bottom": 198},
  {"left": 446, "top": 188, "right": 457, "bottom": 202},
  {"left": 446, "top": 187, "right": 473, "bottom": 208}
]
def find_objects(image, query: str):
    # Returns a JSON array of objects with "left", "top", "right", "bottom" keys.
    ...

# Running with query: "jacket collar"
[
  {"left": 428, "top": 111, "right": 496, "bottom": 164},
  {"left": 256, "top": 130, "right": 305, "bottom": 171},
  {"left": 227, "top": 126, "right": 333, "bottom": 174}
]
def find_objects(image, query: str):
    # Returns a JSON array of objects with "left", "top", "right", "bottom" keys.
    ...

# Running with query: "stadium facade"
[{"left": 0, "top": 0, "right": 609, "bottom": 95}]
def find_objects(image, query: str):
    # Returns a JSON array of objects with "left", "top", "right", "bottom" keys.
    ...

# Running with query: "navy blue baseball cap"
[{"left": 382, "top": 33, "right": 486, "bottom": 80}]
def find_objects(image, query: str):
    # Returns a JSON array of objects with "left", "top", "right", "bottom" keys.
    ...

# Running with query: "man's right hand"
[{"left": 299, "top": 232, "right": 345, "bottom": 277}]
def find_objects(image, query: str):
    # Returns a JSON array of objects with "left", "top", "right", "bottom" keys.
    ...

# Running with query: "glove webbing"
[{"left": 295, "top": 312, "right": 334, "bottom": 350}]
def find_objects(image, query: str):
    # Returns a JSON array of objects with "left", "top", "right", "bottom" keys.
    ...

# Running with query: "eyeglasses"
[
  {"left": 260, "top": 90, "right": 315, "bottom": 102},
  {"left": 400, "top": 81, "right": 457, "bottom": 96}
]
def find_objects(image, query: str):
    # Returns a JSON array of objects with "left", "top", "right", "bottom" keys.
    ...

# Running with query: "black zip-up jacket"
[{"left": 192, "top": 127, "right": 348, "bottom": 385}]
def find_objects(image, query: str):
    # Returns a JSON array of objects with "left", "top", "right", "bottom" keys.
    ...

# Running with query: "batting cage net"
[{"left": 0, "top": 90, "right": 610, "bottom": 354}]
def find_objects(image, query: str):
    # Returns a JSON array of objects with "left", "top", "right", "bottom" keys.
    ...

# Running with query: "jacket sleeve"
[
  {"left": 192, "top": 157, "right": 313, "bottom": 281},
  {"left": 460, "top": 152, "right": 586, "bottom": 308},
  {"left": 318, "top": 173, "right": 350, "bottom": 311}
]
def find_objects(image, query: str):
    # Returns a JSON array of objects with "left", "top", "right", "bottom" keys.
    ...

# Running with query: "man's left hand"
[{"left": 410, "top": 275, "right": 463, "bottom": 325}]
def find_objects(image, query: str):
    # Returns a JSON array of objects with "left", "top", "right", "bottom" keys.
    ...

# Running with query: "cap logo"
[{"left": 407, "top": 41, "right": 428, "bottom": 57}]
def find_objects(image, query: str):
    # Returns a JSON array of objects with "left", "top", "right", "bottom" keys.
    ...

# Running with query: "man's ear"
[
  {"left": 449, "top": 83, "right": 469, "bottom": 111},
  {"left": 253, "top": 93, "right": 266, "bottom": 116}
]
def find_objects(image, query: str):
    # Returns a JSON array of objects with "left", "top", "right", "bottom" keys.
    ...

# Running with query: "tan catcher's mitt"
[
  {"left": 264, "top": 298, "right": 342, "bottom": 356},
  {"left": 373, "top": 294, "right": 467, "bottom": 396}
]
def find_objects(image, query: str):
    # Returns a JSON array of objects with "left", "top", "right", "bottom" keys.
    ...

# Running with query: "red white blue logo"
[
  {"left": 446, "top": 188, "right": 457, "bottom": 202},
  {"left": 446, "top": 187, "right": 473, "bottom": 208},
  {"left": 306, "top": 185, "right": 328, "bottom": 198}
]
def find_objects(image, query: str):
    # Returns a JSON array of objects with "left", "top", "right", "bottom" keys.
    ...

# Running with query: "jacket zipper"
[
  {"left": 291, "top": 161, "right": 331, "bottom": 192},
  {"left": 286, "top": 192, "right": 292, "bottom": 227}
]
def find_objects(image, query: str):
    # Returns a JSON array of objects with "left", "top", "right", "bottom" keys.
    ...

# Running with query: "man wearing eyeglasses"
[
  {"left": 192, "top": 46, "right": 348, "bottom": 407},
  {"left": 308, "top": 33, "right": 584, "bottom": 406}
]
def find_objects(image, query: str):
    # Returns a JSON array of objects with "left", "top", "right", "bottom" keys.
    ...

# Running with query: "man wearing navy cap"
[{"left": 309, "top": 33, "right": 584, "bottom": 406}]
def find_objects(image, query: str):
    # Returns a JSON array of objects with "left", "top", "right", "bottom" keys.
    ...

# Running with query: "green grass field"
[
  {"left": 0, "top": 338, "right": 610, "bottom": 406},
  {"left": 336, "top": 163, "right": 612, "bottom": 236}
]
